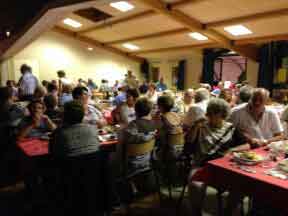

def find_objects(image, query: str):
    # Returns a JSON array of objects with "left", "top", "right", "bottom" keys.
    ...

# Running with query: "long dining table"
[
  {"left": 17, "top": 137, "right": 118, "bottom": 157},
  {"left": 191, "top": 147, "right": 288, "bottom": 212}
]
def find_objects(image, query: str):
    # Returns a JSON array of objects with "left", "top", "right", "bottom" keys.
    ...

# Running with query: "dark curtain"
[
  {"left": 177, "top": 60, "right": 186, "bottom": 90},
  {"left": 140, "top": 59, "right": 150, "bottom": 81},
  {"left": 257, "top": 42, "right": 277, "bottom": 91}
]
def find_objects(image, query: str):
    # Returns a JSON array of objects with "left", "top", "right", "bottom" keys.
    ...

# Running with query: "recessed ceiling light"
[
  {"left": 122, "top": 43, "right": 140, "bottom": 50},
  {"left": 224, "top": 25, "right": 252, "bottom": 36},
  {"left": 63, "top": 18, "right": 82, "bottom": 28},
  {"left": 110, "top": 1, "right": 135, "bottom": 12},
  {"left": 5, "top": 31, "right": 11, "bottom": 37},
  {"left": 188, "top": 32, "right": 208, "bottom": 41},
  {"left": 87, "top": 47, "right": 94, "bottom": 51}
]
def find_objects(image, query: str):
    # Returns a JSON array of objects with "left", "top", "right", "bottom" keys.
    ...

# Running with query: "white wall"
[
  {"left": 148, "top": 51, "right": 203, "bottom": 89},
  {"left": 6, "top": 31, "right": 141, "bottom": 86},
  {"left": 247, "top": 59, "right": 259, "bottom": 87}
]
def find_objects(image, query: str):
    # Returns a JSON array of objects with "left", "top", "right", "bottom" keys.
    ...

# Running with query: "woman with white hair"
[{"left": 184, "top": 98, "right": 248, "bottom": 215}]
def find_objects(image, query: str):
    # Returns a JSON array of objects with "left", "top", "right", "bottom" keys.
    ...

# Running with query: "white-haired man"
[{"left": 230, "top": 88, "right": 283, "bottom": 147}]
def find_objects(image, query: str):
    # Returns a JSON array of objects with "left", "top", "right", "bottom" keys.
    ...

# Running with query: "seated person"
[
  {"left": 49, "top": 100, "right": 100, "bottom": 158},
  {"left": 157, "top": 95, "right": 184, "bottom": 162},
  {"left": 44, "top": 95, "right": 62, "bottom": 125},
  {"left": 118, "top": 89, "right": 139, "bottom": 126},
  {"left": 49, "top": 101, "right": 110, "bottom": 215},
  {"left": 33, "top": 85, "right": 47, "bottom": 102},
  {"left": 115, "top": 97, "right": 157, "bottom": 203},
  {"left": 184, "top": 98, "right": 247, "bottom": 216},
  {"left": 72, "top": 86, "right": 107, "bottom": 128},
  {"left": 17, "top": 100, "right": 56, "bottom": 139},
  {"left": 117, "top": 97, "right": 156, "bottom": 177}
]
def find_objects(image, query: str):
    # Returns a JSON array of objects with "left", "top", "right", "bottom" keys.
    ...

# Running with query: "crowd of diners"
[{"left": 0, "top": 63, "right": 288, "bottom": 215}]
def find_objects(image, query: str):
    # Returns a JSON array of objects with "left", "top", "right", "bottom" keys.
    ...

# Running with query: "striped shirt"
[{"left": 19, "top": 72, "right": 38, "bottom": 96}]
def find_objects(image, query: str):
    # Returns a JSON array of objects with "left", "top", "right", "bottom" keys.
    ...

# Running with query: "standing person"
[
  {"left": 156, "top": 77, "right": 167, "bottom": 92},
  {"left": 57, "top": 70, "right": 71, "bottom": 96},
  {"left": 125, "top": 71, "right": 138, "bottom": 89},
  {"left": 87, "top": 78, "right": 97, "bottom": 91},
  {"left": 18, "top": 64, "right": 39, "bottom": 101},
  {"left": 139, "top": 80, "right": 149, "bottom": 95}
]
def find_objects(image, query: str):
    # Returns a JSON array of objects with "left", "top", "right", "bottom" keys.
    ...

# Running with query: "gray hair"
[
  {"left": 206, "top": 98, "right": 231, "bottom": 119},
  {"left": 194, "top": 88, "right": 210, "bottom": 103},
  {"left": 239, "top": 85, "right": 253, "bottom": 103},
  {"left": 249, "top": 88, "right": 270, "bottom": 104}
]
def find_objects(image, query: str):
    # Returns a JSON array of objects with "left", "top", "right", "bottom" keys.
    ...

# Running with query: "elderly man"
[
  {"left": 230, "top": 88, "right": 283, "bottom": 147},
  {"left": 177, "top": 89, "right": 194, "bottom": 114},
  {"left": 183, "top": 88, "right": 210, "bottom": 128}
]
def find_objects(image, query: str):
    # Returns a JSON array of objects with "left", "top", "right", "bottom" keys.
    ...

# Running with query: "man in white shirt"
[
  {"left": 229, "top": 88, "right": 283, "bottom": 147},
  {"left": 18, "top": 64, "right": 39, "bottom": 101}
]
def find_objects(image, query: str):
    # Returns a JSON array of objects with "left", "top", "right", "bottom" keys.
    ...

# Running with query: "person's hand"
[{"left": 251, "top": 138, "right": 268, "bottom": 147}]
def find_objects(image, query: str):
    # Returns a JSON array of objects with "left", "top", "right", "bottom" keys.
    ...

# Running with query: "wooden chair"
[
  {"left": 119, "top": 139, "right": 160, "bottom": 212},
  {"left": 163, "top": 132, "right": 185, "bottom": 201}
]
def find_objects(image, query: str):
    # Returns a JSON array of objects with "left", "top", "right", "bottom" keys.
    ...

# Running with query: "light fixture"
[
  {"left": 87, "top": 47, "right": 94, "bottom": 51},
  {"left": 224, "top": 25, "right": 252, "bottom": 36},
  {"left": 63, "top": 18, "right": 82, "bottom": 28},
  {"left": 5, "top": 31, "right": 11, "bottom": 37},
  {"left": 188, "top": 32, "right": 208, "bottom": 41},
  {"left": 110, "top": 1, "right": 134, "bottom": 12},
  {"left": 122, "top": 43, "right": 140, "bottom": 50}
]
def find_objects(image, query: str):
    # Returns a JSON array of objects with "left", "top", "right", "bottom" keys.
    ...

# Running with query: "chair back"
[
  {"left": 167, "top": 133, "right": 184, "bottom": 146},
  {"left": 126, "top": 139, "right": 155, "bottom": 157}
]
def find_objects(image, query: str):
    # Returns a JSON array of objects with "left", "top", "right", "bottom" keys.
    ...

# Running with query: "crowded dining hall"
[{"left": 1, "top": 0, "right": 288, "bottom": 216}]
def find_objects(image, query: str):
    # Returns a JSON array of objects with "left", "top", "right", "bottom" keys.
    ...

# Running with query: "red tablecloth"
[
  {"left": 191, "top": 148, "right": 288, "bottom": 210},
  {"left": 17, "top": 138, "right": 118, "bottom": 157}
]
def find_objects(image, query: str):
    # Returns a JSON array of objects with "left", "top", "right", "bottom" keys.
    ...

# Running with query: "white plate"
[{"left": 233, "top": 152, "right": 263, "bottom": 166}]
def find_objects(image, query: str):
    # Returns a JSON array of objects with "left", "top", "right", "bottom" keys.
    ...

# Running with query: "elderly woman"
[
  {"left": 17, "top": 100, "right": 56, "bottom": 139},
  {"left": 184, "top": 98, "right": 248, "bottom": 216}
]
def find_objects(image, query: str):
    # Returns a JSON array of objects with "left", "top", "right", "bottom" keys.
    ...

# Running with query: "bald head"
[{"left": 184, "top": 88, "right": 194, "bottom": 104}]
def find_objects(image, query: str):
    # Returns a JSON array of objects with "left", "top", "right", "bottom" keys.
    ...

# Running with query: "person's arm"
[
  {"left": 17, "top": 124, "right": 35, "bottom": 140},
  {"left": 43, "top": 115, "right": 57, "bottom": 131}
]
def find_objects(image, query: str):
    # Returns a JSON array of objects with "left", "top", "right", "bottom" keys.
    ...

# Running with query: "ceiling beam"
[
  {"left": 78, "top": 0, "right": 206, "bottom": 34},
  {"left": 206, "top": 8, "right": 288, "bottom": 29},
  {"left": 234, "top": 33, "right": 288, "bottom": 46},
  {"left": 53, "top": 27, "right": 145, "bottom": 63},
  {"left": 133, "top": 42, "right": 219, "bottom": 54},
  {"left": 135, "top": 0, "right": 258, "bottom": 61},
  {"left": 106, "top": 28, "right": 189, "bottom": 45}
]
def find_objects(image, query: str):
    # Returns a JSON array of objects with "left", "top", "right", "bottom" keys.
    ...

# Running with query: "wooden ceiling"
[
  {"left": 53, "top": 0, "right": 288, "bottom": 61},
  {"left": 2, "top": 0, "right": 288, "bottom": 62}
]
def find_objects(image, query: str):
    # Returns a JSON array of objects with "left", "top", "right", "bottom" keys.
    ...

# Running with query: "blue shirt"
[
  {"left": 59, "top": 93, "right": 73, "bottom": 106},
  {"left": 156, "top": 82, "right": 167, "bottom": 92}
]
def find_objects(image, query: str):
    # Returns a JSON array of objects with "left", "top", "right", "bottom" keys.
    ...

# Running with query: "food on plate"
[
  {"left": 234, "top": 151, "right": 263, "bottom": 161},
  {"left": 278, "top": 159, "right": 288, "bottom": 172}
]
